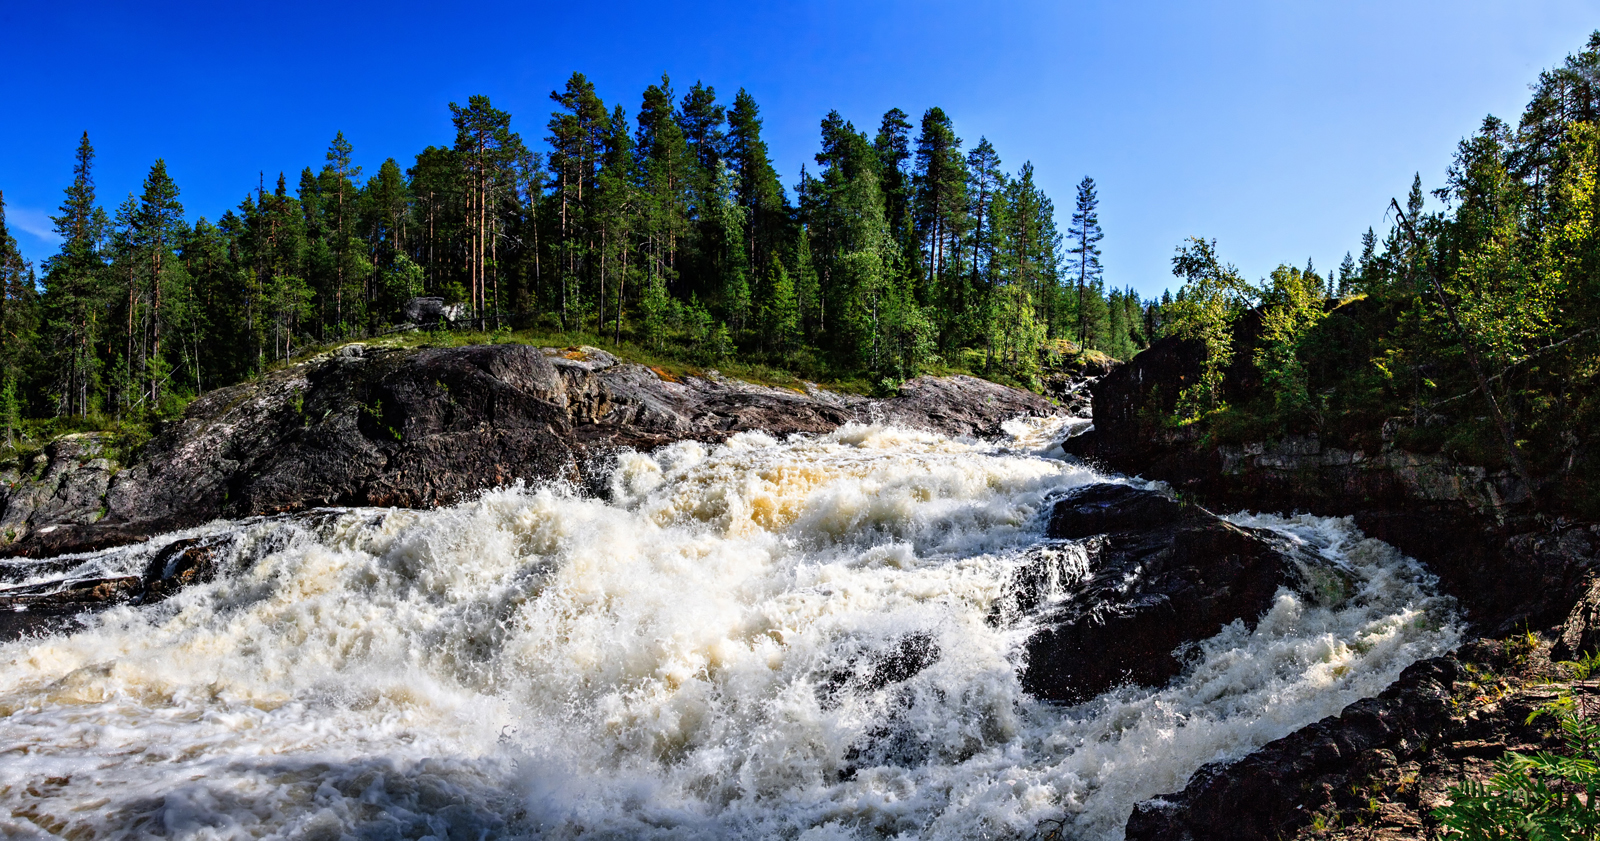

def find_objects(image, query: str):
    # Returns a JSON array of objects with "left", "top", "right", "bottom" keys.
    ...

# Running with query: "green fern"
[{"left": 1434, "top": 713, "right": 1600, "bottom": 839}]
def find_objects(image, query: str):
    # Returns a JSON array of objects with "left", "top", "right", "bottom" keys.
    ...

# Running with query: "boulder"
[{"left": 1016, "top": 483, "right": 1305, "bottom": 704}]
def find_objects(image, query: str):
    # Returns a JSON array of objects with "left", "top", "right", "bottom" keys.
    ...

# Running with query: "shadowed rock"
[{"left": 1016, "top": 483, "right": 1304, "bottom": 704}]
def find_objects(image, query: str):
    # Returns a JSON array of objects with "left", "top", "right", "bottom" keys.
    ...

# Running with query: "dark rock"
[
  {"left": 1125, "top": 657, "right": 1465, "bottom": 841},
  {"left": 141, "top": 536, "right": 228, "bottom": 603},
  {"left": 1018, "top": 484, "right": 1302, "bottom": 704},
  {"left": 0, "top": 575, "right": 143, "bottom": 609},
  {"left": 1555, "top": 569, "right": 1600, "bottom": 661},
  {"left": 1061, "top": 314, "right": 1600, "bottom": 840},
  {"left": 818, "top": 631, "right": 942, "bottom": 709},
  {"left": 1123, "top": 641, "right": 1600, "bottom": 841},
  {"left": 1042, "top": 352, "right": 1120, "bottom": 415},
  {"left": 0, "top": 433, "right": 115, "bottom": 549},
  {"left": 1064, "top": 324, "right": 1592, "bottom": 638},
  {"left": 1, "top": 344, "right": 1058, "bottom": 557},
  {"left": 1046, "top": 482, "right": 1184, "bottom": 538},
  {"left": 0, "top": 531, "right": 236, "bottom": 625}
]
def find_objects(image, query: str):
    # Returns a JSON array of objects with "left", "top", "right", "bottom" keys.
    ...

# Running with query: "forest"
[{"left": 0, "top": 75, "right": 1154, "bottom": 432}]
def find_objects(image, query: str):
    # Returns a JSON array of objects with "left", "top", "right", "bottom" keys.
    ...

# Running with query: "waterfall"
[{"left": 0, "top": 419, "right": 1458, "bottom": 840}]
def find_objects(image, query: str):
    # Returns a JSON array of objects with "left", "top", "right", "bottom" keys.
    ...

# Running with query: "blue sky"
[{"left": 2, "top": 0, "right": 1596, "bottom": 298}]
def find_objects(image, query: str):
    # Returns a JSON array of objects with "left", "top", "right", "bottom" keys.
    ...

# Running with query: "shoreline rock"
[{"left": 0, "top": 343, "right": 1058, "bottom": 559}]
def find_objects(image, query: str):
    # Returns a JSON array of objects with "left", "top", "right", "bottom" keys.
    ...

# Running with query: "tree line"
[{"left": 0, "top": 75, "right": 1155, "bottom": 427}]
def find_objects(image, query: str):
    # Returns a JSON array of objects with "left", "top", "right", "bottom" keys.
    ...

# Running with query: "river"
[{"left": 0, "top": 418, "right": 1459, "bottom": 839}]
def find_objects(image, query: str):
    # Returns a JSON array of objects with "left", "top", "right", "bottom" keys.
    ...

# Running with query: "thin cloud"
[{"left": 5, "top": 205, "right": 61, "bottom": 245}]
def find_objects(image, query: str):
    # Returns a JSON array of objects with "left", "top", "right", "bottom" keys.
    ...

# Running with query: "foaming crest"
[{"left": 0, "top": 420, "right": 1457, "bottom": 840}]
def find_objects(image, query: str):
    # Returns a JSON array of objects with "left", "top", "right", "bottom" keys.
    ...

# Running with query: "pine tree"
[
  {"left": 963, "top": 137, "right": 1003, "bottom": 350},
  {"left": 406, "top": 145, "right": 463, "bottom": 301},
  {"left": 548, "top": 73, "right": 609, "bottom": 328},
  {"left": 1068, "top": 176, "right": 1105, "bottom": 346},
  {"left": 451, "top": 99, "right": 524, "bottom": 325},
  {"left": 42, "top": 132, "right": 108, "bottom": 417},
  {"left": 912, "top": 108, "right": 968, "bottom": 306},
  {"left": 727, "top": 89, "right": 788, "bottom": 282},
  {"left": 633, "top": 76, "right": 691, "bottom": 313},
  {"left": 595, "top": 104, "right": 637, "bottom": 341}
]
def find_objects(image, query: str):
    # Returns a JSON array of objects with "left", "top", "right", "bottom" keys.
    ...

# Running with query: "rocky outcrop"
[
  {"left": 1012, "top": 484, "right": 1307, "bottom": 704},
  {"left": 1, "top": 343, "right": 1056, "bottom": 558},
  {"left": 1042, "top": 350, "right": 1122, "bottom": 416},
  {"left": 1064, "top": 328, "right": 1600, "bottom": 840},
  {"left": 1064, "top": 335, "right": 1582, "bottom": 638},
  {"left": 0, "top": 434, "right": 118, "bottom": 546}
]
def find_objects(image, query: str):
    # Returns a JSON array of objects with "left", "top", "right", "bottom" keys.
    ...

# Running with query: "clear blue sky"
[{"left": 2, "top": 0, "right": 1595, "bottom": 299}]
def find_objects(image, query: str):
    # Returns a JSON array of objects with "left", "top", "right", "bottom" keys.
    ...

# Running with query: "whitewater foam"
[{"left": 0, "top": 421, "right": 1457, "bottom": 839}]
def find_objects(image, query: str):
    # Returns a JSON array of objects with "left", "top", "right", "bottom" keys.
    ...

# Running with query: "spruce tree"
[
  {"left": 873, "top": 108, "right": 914, "bottom": 254},
  {"left": 761, "top": 254, "right": 800, "bottom": 354},
  {"left": 1357, "top": 227, "right": 1379, "bottom": 291},
  {"left": 130, "top": 160, "right": 187, "bottom": 408}
]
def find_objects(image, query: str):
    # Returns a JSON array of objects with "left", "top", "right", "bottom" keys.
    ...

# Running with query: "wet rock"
[
  {"left": 1125, "top": 656, "right": 1465, "bottom": 841},
  {"left": 0, "top": 575, "right": 143, "bottom": 609},
  {"left": 1018, "top": 484, "right": 1303, "bottom": 704},
  {"left": 2, "top": 344, "right": 1058, "bottom": 557},
  {"left": 140, "top": 536, "right": 227, "bottom": 603},
  {"left": 1064, "top": 325, "right": 1595, "bottom": 639},
  {"left": 1123, "top": 638, "right": 1600, "bottom": 841},
  {"left": 818, "top": 631, "right": 942, "bottom": 709},
  {"left": 0, "top": 534, "right": 233, "bottom": 611}
]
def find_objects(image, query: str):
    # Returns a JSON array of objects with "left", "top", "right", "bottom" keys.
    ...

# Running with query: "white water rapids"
[{"left": 0, "top": 419, "right": 1459, "bottom": 840}]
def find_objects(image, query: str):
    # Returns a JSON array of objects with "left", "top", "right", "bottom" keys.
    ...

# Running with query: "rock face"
[
  {"left": 1064, "top": 326, "right": 1600, "bottom": 840},
  {"left": 1, "top": 343, "right": 1056, "bottom": 558},
  {"left": 0, "top": 434, "right": 117, "bottom": 545},
  {"left": 1065, "top": 333, "right": 1582, "bottom": 639},
  {"left": 1014, "top": 484, "right": 1304, "bottom": 704}
]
